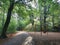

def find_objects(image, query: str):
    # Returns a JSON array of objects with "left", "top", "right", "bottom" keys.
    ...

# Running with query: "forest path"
[
  {"left": 28, "top": 32, "right": 60, "bottom": 40},
  {"left": 0, "top": 31, "right": 33, "bottom": 45},
  {"left": 0, "top": 31, "right": 60, "bottom": 45}
]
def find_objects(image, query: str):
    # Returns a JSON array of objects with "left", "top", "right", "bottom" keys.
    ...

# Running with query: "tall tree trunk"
[
  {"left": 0, "top": 1, "right": 14, "bottom": 39},
  {"left": 39, "top": 3, "right": 43, "bottom": 32},
  {"left": 40, "top": 14, "right": 42, "bottom": 31},
  {"left": 52, "top": 14, "right": 54, "bottom": 31},
  {"left": 43, "top": 5, "right": 47, "bottom": 33}
]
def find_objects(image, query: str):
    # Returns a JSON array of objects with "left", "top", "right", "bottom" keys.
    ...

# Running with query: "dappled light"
[{"left": 0, "top": 0, "right": 60, "bottom": 45}]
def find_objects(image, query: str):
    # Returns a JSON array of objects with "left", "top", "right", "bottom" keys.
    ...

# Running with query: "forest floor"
[{"left": 0, "top": 31, "right": 60, "bottom": 45}]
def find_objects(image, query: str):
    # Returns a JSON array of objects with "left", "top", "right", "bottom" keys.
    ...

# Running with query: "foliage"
[
  {"left": 7, "top": 16, "right": 17, "bottom": 33},
  {"left": 0, "top": 0, "right": 60, "bottom": 33},
  {"left": 17, "top": 17, "right": 30, "bottom": 30}
]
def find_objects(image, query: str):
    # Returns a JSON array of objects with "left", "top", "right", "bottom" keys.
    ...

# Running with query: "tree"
[
  {"left": 0, "top": 0, "right": 33, "bottom": 39},
  {"left": 0, "top": 0, "right": 15, "bottom": 38},
  {"left": 38, "top": 0, "right": 60, "bottom": 32}
]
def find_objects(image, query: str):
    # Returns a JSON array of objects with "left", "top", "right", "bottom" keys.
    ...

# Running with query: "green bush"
[
  {"left": 7, "top": 18, "right": 17, "bottom": 33},
  {"left": 17, "top": 19, "right": 30, "bottom": 30},
  {"left": 0, "top": 23, "right": 2, "bottom": 33}
]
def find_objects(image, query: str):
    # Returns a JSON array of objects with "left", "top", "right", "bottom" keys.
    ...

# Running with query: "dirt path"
[
  {"left": 28, "top": 32, "right": 60, "bottom": 40},
  {"left": 28, "top": 32, "right": 60, "bottom": 45},
  {"left": 0, "top": 31, "right": 60, "bottom": 45},
  {"left": 0, "top": 31, "right": 33, "bottom": 45}
]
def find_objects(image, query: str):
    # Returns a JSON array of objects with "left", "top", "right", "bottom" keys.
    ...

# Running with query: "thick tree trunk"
[{"left": 0, "top": 1, "right": 14, "bottom": 39}]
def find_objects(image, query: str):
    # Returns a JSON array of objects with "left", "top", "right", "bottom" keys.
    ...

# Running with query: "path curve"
[{"left": 1, "top": 31, "right": 34, "bottom": 45}]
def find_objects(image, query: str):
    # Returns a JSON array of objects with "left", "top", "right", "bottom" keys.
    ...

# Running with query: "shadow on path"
[{"left": 1, "top": 32, "right": 34, "bottom": 45}]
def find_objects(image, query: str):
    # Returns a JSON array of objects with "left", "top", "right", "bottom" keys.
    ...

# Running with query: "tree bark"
[
  {"left": 43, "top": 5, "right": 47, "bottom": 33},
  {"left": 0, "top": 1, "right": 14, "bottom": 39},
  {"left": 40, "top": 14, "right": 42, "bottom": 31},
  {"left": 52, "top": 14, "right": 54, "bottom": 31}
]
